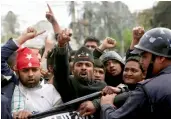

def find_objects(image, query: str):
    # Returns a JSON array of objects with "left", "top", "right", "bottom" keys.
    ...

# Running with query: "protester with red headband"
[{"left": 1, "top": 27, "right": 62, "bottom": 119}]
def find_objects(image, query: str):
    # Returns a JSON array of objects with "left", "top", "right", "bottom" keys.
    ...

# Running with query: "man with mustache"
[
  {"left": 1, "top": 27, "right": 62, "bottom": 119},
  {"left": 52, "top": 29, "right": 106, "bottom": 118}
]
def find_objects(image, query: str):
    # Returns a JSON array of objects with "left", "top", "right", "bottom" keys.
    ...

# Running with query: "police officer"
[{"left": 100, "top": 27, "right": 171, "bottom": 119}]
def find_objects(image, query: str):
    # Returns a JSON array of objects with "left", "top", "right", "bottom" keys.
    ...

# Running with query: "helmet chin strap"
[{"left": 145, "top": 54, "right": 156, "bottom": 79}]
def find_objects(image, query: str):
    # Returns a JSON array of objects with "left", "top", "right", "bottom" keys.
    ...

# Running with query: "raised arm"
[
  {"left": 1, "top": 27, "right": 45, "bottom": 83},
  {"left": 93, "top": 37, "right": 116, "bottom": 59},
  {"left": 53, "top": 29, "right": 75, "bottom": 102},
  {"left": 46, "top": 3, "right": 61, "bottom": 34}
]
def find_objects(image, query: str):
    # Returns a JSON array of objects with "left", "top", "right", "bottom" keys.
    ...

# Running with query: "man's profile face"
[{"left": 140, "top": 52, "right": 152, "bottom": 75}]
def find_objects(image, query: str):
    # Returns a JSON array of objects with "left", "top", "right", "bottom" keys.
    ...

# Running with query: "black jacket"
[{"left": 53, "top": 45, "right": 106, "bottom": 110}]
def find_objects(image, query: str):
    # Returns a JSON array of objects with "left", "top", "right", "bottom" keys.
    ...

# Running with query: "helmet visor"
[{"left": 131, "top": 48, "right": 144, "bottom": 55}]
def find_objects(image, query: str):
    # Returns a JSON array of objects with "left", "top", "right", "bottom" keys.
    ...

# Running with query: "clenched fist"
[
  {"left": 17, "top": 27, "right": 45, "bottom": 45},
  {"left": 133, "top": 26, "right": 145, "bottom": 41},
  {"left": 99, "top": 37, "right": 117, "bottom": 51}
]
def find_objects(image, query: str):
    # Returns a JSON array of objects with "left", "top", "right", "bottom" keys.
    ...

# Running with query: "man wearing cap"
[
  {"left": 1, "top": 27, "right": 62, "bottom": 119},
  {"left": 100, "top": 27, "right": 171, "bottom": 119},
  {"left": 53, "top": 29, "right": 106, "bottom": 117}
]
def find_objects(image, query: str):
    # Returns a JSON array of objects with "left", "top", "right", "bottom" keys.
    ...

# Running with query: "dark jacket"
[
  {"left": 1, "top": 38, "right": 19, "bottom": 119},
  {"left": 53, "top": 45, "right": 107, "bottom": 110},
  {"left": 101, "top": 65, "right": 171, "bottom": 119}
]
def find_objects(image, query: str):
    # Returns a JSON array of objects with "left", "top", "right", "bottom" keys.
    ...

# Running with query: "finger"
[
  {"left": 66, "top": 29, "right": 72, "bottom": 36},
  {"left": 108, "top": 39, "right": 114, "bottom": 44},
  {"left": 27, "top": 27, "right": 33, "bottom": 33},
  {"left": 79, "top": 107, "right": 87, "bottom": 116},
  {"left": 78, "top": 103, "right": 86, "bottom": 111},
  {"left": 46, "top": 13, "right": 53, "bottom": 17},
  {"left": 36, "top": 30, "right": 46, "bottom": 37},
  {"left": 30, "top": 27, "right": 35, "bottom": 32},
  {"left": 22, "top": 111, "right": 27, "bottom": 119},
  {"left": 47, "top": 3, "right": 53, "bottom": 13},
  {"left": 23, "top": 111, "right": 29, "bottom": 119},
  {"left": 109, "top": 89, "right": 114, "bottom": 94},
  {"left": 18, "top": 111, "right": 23, "bottom": 119},
  {"left": 13, "top": 112, "right": 18, "bottom": 119},
  {"left": 82, "top": 112, "right": 92, "bottom": 116},
  {"left": 68, "top": 29, "right": 73, "bottom": 37},
  {"left": 66, "top": 29, "right": 70, "bottom": 36},
  {"left": 24, "top": 112, "right": 31, "bottom": 119},
  {"left": 102, "top": 88, "right": 107, "bottom": 93},
  {"left": 105, "top": 89, "right": 111, "bottom": 95},
  {"left": 27, "top": 27, "right": 34, "bottom": 33}
]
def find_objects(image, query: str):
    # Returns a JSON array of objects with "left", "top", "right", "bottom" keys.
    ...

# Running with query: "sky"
[{"left": 1, "top": 0, "right": 157, "bottom": 31}]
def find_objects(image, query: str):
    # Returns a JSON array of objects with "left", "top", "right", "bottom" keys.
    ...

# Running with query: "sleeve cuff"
[
  {"left": 93, "top": 48, "right": 103, "bottom": 59},
  {"left": 92, "top": 99, "right": 100, "bottom": 110},
  {"left": 101, "top": 104, "right": 116, "bottom": 111},
  {"left": 12, "top": 38, "right": 20, "bottom": 47},
  {"left": 57, "top": 44, "right": 68, "bottom": 55}
]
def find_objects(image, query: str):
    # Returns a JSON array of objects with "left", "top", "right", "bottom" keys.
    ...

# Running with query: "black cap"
[{"left": 74, "top": 46, "right": 94, "bottom": 64}]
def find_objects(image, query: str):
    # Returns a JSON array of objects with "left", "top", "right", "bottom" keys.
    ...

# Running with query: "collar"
[{"left": 157, "top": 65, "right": 171, "bottom": 76}]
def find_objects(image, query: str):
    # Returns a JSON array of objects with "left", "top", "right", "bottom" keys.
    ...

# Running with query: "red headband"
[{"left": 16, "top": 47, "right": 40, "bottom": 70}]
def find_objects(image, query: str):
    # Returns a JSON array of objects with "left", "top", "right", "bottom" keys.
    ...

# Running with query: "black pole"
[{"left": 29, "top": 91, "right": 102, "bottom": 119}]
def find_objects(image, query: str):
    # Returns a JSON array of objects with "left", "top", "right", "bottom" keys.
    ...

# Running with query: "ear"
[
  {"left": 157, "top": 56, "right": 165, "bottom": 64},
  {"left": 13, "top": 65, "right": 17, "bottom": 71},
  {"left": 160, "top": 56, "right": 166, "bottom": 63},
  {"left": 48, "top": 65, "right": 53, "bottom": 73}
]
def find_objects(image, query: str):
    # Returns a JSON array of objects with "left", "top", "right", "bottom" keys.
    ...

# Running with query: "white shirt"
[{"left": 12, "top": 81, "right": 62, "bottom": 113}]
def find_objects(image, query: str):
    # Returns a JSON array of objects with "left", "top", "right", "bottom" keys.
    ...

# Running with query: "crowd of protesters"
[{"left": 1, "top": 4, "right": 171, "bottom": 119}]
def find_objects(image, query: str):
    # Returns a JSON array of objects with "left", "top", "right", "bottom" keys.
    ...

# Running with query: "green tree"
[
  {"left": 2, "top": 11, "right": 19, "bottom": 34},
  {"left": 152, "top": 1, "right": 171, "bottom": 28},
  {"left": 1, "top": 11, "right": 20, "bottom": 43},
  {"left": 136, "top": 9, "right": 153, "bottom": 30}
]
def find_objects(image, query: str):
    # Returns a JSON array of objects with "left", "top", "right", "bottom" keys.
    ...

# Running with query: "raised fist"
[
  {"left": 99, "top": 37, "right": 117, "bottom": 51},
  {"left": 17, "top": 27, "right": 45, "bottom": 45},
  {"left": 133, "top": 26, "right": 145, "bottom": 40}
]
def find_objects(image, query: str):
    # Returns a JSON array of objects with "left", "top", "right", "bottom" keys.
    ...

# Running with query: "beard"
[{"left": 74, "top": 71, "right": 93, "bottom": 81}]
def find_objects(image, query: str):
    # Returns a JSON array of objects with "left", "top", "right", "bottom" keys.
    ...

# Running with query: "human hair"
[
  {"left": 126, "top": 56, "right": 145, "bottom": 73},
  {"left": 84, "top": 36, "right": 100, "bottom": 46},
  {"left": 39, "top": 46, "right": 45, "bottom": 57},
  {"left": 7, "top": 51, "right": 17, "bottom": 68}
]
